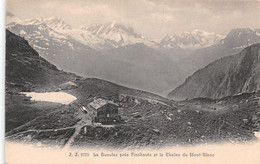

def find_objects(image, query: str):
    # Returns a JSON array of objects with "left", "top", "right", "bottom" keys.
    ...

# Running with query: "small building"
[{"left": 89, "top": 98, "right": 120, "bottom": 124}]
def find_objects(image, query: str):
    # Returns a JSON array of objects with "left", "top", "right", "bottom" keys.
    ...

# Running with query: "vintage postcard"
[{"left": 4, "top": 0, "right": 260, "bottom": 163}]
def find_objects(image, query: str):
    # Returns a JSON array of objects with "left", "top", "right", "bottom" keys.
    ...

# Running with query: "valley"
[
  {"left": 4, "top": 1, "right": 260, "bottom": 164},
  {"left": 4, "top": 22, "right": 260, "bottom": 149},
  {"left": 6, "top": 13, "right": 233, "bottom": 95}
]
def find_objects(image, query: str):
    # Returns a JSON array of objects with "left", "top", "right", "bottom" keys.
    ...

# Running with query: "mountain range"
[
  {"left": 160, "top": 29, "right": 224, "bottom": 50},
  {"left": 178, "top": 28, "right": 260, "bottom": 76},
  {"left": 6, "top": 14, "right": 186, "bottom": 94},
  {"left": 6, "top": 13, "right": 260, "bottom": 96},
  {"left": 6, "top": 13, "right": 224, "bottom": 52},
  {"left": 6, "top": 29, "right": 166, "bottom": 99},
  {"left": 168, "top": 43, "right": 260, "bottom": 100}
]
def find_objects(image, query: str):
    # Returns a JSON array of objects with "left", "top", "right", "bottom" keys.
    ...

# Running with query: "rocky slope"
[
  {"left": 168, "top": 43, "right": 260, "bottom": 100},
  {"left": 6, "top": 29, "right": 77, "bottom": 92},
  {"left": 178, "top": 28, "right": 260, "bottom": 75},
  {"left": 6, "top": 18, "right": 97, "bottom": 71}
]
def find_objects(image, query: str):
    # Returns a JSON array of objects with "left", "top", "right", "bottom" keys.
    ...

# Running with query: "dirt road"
[{"left": 63, "top": 105, "right": 95, "bottom": 149}]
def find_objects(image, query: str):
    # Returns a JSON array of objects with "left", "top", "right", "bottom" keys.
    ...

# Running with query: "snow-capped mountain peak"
[
  {"left": 7, "top": 16, "right": 72, "bottom": 31},
  {"left": 79, "top": 22, "right": 158, "bottom": 49},
  {"left": 81, "top": 22, "right": 142, "bottom": 38},
  {"left": 160, "top": 29, "right": 224, "bottom": 50},
  {"left": 39, "top": 17, "right": 72, "bottom": 30},
  {"left": 6, "top": 15, "right": 159, "bottom": 50}
]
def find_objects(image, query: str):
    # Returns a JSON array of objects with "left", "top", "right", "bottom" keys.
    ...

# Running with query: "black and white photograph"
[{"left": 4, "top": 0, "right": 260, "bottom": 163}]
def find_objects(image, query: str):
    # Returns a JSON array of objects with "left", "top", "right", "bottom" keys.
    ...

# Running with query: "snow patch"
[
  {"left": 38, "top": 26, "right": 44, "bottom": 31},
  {"left": 255, "top": 132, "right": 260, "bottom": 140},
  {"left": 20, "top": 92, "right": 77, "bottom": 105},
  {"left": 62, "top": 81, "right": 77, "bottom": 86},
  {"left": 68, "top": 42, "right": 74, "bottom": 50},
  {"left": 33, "top": 45, "right": 48, "bottom": 50},
  {"left": 233, "top": 45, "right": 247, "bottom": 50},
  {"left": 48, "top": 30, "right": 66, "bottom": 39},
  {"left": 20, "top": 30, "right": 26, "bottom": 35}
]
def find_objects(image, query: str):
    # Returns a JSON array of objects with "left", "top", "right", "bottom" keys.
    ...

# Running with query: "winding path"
[
  {"left": 63, "top": 105, "right": 96, "bottom": 149},
  {"left": 6, "top": 104, "right": 96, "bottom": 150},
  {"left": 6, "top": 126, "right": 75, "bottom": 139},
  {"left": 63, "top": 115, "right": 92, "bottom": 149}
]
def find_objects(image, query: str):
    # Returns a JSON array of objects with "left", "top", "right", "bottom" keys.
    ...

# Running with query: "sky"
[{"left": 6, "top": 0, "right": 260, "bottom": 39}]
